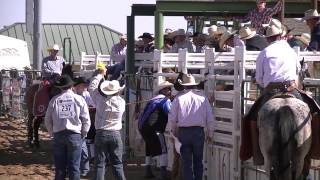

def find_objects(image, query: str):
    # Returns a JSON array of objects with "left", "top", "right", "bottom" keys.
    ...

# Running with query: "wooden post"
[{"left": 313, "top": 0, "right": 318, "bottom": 10}]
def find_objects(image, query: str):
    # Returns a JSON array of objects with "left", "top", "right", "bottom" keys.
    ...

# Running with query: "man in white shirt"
[
  {"left": 73, "top": 76, "right": 95, "bottom": 177},
  {"left": 45, "top": 75, "right": 91, "bottom": 180},
  {"left": 243, "top": 24, "right": 320, "bottom": 165},
  {"left": 88, "top": 69, "right": 126, "bottom": 180},
  {"left": 169, "top": 74, "right": 214, "bottom": 180}
]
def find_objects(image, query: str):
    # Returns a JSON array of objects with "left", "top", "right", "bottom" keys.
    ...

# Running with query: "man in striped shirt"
[{"left": 233, "top": 0, "right": 283, "bottom": 35}]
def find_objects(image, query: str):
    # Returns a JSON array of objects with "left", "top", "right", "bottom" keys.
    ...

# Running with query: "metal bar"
[{"left": 33, "top": 0, "right": 42, "bottom": 70}]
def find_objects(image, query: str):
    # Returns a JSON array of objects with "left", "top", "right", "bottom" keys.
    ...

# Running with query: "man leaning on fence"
[
  {"left": 169, "top": 74, "right": 214, "bottom": 180},
  {"left": 88, "top": 67, "right": 126, "bottom": 180},
  {"left": 138, "top": 80, "right": 173, "bottom": 180},
  {"left": 44, "top": 75, "right": 91, "bottom": 180}
]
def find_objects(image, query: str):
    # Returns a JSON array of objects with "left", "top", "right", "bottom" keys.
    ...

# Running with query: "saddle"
[{"left": 33, "top": 80, "right": 50, "bottom": 117}]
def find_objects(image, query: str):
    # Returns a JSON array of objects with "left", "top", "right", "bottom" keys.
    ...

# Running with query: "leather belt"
[{"left": 265, "top": 80, "right": 296, "bottom": 92}]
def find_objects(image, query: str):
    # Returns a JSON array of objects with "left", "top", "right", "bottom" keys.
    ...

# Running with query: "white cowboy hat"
[
  {"left": 99, "top": 80, "right": 125, "bottom": 96},
  {"left": 208, "top": 25, "right": 227, "bottom": 36},
  {"left": 47, "top": 44, "right": 61, "bottom": 51},
  {"left": 302, "top": 9, "right": 320, "bottom": 21},
  {"left": 268, "top": 18, "right": 287, "bottom": 37},
  {"left": 153, "top": 81, "right": 173, "bottom": 94},
  {"left": 219, "top": 31, "right": 237, "bottom": 49},
  {"left": 180, "top": 74, "right": 199, "bottom": 86},
  {"left": 295, "top": 33, "right": 311, "bottom": 46},
  {"left": 265, "top": 25, "right": 283, "bottom": 38},
  {"left": 239, "top": 26, "right": 256, "bottom": 40}
]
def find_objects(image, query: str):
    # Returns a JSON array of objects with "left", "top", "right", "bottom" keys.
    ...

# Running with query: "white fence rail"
[{"left": 126, "top": 47, "right": 320, "bottom": 180}]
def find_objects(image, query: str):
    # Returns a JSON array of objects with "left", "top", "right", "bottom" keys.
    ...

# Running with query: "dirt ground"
[{"left": 0, "top": 116, "right": 161, "bottom": 180}]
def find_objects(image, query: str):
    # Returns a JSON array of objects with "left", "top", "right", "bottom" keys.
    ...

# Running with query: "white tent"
[{"left": 0, "top": 35, "right": 30, "bottom": 70}]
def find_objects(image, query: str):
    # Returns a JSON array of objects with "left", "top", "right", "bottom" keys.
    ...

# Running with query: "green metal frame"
[{"left": 127, "top": 1, "right": 314, "bottom": 74}]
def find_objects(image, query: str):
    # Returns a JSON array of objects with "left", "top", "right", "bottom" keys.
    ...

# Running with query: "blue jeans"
[
  {"left": 93, "top": 130, "right": 126, "bottom": 180},
  {"left": 178, "top": 127, "right": 205, "bottom": 180},
  {"left": 53, "top": 130, "right": 82, "bottom": 180},
  {"left": 107, "top": 61, "right": 125, "bottom": 81},
  {"left": 80, "top": 140, "right": 90, "bottom": 174}
]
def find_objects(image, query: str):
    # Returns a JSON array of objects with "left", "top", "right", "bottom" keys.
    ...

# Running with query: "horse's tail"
[{"left": 273, "top": 105, "right": 297, "bottom": 180}]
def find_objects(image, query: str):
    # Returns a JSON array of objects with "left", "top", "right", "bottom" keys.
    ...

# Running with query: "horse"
[
  {"left": 25, "top": 64, "right": 73, "bottom": 148},
  {"left": 258, "top": 97, "right": 312, "bottom": 180}
]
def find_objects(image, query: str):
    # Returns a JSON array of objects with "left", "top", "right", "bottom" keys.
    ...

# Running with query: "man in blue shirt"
[{"left": 138, "top": 81, "right": 173, "bottom": 180}]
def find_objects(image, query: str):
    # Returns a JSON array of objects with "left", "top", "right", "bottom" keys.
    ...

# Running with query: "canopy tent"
[{"left": 0, "top": 35, "right": 30, "bottom": 70}]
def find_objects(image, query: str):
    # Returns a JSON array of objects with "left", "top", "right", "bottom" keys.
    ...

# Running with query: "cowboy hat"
[
  {"left": 295, "top": 33, "right": 311, "bottom": 46},
  {"left": 265, "top": 25, "right": 283, "bottom": 38},
  {"left": 74, "top": 76, "right": 89, "bottom": 86},
  {"left": 180, "top": 74, "right": 199, "bottom": 86},
  {"left": 302, "top": 9, "right": 320, "bottom": 21},
  {"left": 138, "top": 32, "right": 154, "bottom": 39},
  {"left": 172, "top": 29, "right": 187, "bottom": 38},
  {"left": 208, "top": 25, "right": 227, "bottom": 36},
  {"left": 99, "top": 80, "right": 125, "bottom": 96},
  {"left": 268, "top": 18, "right": 287, "bottom": 37},
  {"left": 54, "top": 75, "right": 74, "bottom": 88},
  {"left": 47, "top": 44, "right": 61, "bottom": 51},
  {"left": 219, "top": 31, "right": 237, "bottom": 49},
  {"left": 239, "top": 26, "right": 257, "bottom": 40},
  {"left": 153, "top": 81, "right": 173, "bottom": 94}
]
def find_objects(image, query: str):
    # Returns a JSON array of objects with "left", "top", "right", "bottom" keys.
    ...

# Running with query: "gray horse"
[{"left": 258, "top": 97, "right": 312, "bottom": 180}]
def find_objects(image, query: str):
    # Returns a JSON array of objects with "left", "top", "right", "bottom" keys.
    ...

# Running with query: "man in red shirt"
[{"left": 233, "top": 0, "right": 283, "bottom": 35}]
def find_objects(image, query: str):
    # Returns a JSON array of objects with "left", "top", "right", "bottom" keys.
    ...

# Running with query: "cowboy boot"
[{"left": 250, "top": 121, "right": 264, "bottom": 165}]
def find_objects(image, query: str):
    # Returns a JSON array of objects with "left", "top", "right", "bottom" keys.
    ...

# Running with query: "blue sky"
[{"left": 0, "top": 0, "right": 186, "bottom": 38}]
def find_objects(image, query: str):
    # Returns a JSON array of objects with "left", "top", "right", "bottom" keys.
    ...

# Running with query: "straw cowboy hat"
[
  {"left": 99, "top": 80, "right": 125, "bottom": 96},
  {"left": 54, "top": 75, "right": 74, "bottom": 88},
  {"left": 219, "top": 31, "right": 237, "bottom": 49},
  {"left": 239, "top": 26, "right": 257, "bottom": 40},
  {"left": 265, "top": 25, "right": 283, "bottom": 38},
  {"left": 47, "top": 44, "right": 61, "bottom": 51},
  {"left": 172, "top": 29, "right": 187, "bottom": 38},
  {"left": 268, "top": 19, "right": 288, "bottom": 37},
  {"left": 180, "top": 74, "right": 199, "bottom": 86},
  {"left": 296, "top": 33, "right": 311, "bottom": 46},
  {"left": 302, "top": 9, "right": 320, "bottom": 21},
  {"left": 153, "top": 81, "right": 173, "bottom": 94}
]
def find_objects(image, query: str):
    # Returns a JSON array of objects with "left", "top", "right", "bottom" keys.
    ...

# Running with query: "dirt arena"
[{"left": 0, "top": 116, "right": 158, "bottom": 180}]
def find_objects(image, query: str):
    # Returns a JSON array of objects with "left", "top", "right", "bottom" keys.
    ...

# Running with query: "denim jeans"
[
  {"left": 80, "top": 140, "right": 90, "bottom": 174},
  {"left": 107, "top": 61, "right": 125, "bottom": 81},
  {"left": 53, "top": 130, "right": 82, "bottom": 180},
  {"left": 178, "top": 127, "right": 205, "bottom": 180},
  {"left": 93, "top": 130, "right": 126, "bottom": 180}
]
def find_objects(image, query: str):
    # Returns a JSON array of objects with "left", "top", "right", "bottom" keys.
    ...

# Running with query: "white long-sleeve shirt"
[
  {"left": 168, "top": 89, "right": 214, "bottom": 138},
  {"left": 88, "top": 74, "right": 125, "bottom": 131},
  {"left": 256, "top": 40, "right": 300, "bottom": 88},
  {"left": 45, "top": 89, "right": 91, "bottom": 136}
]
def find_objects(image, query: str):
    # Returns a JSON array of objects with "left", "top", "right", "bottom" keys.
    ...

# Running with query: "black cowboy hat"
[
  {"left": 74, "top": 76, "right": 89, "bottom": 86},
  {"left": 54, "top": 75, "right": 74, "bottom": 88},
  {"left": 138, "top": 32, "right": 154, "bottom": 39}
]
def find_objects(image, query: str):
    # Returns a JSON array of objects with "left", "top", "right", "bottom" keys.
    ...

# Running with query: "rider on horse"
[
  {"left": 242, "top": 23, "right": 320, "bottom": 165},
  {"left": 41, "top": 44, "right": 65, "bottom": 83}
]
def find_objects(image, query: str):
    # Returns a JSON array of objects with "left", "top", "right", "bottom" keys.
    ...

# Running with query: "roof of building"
[{"left": 0, "top": 23, "right": 122, "bottom": 64}]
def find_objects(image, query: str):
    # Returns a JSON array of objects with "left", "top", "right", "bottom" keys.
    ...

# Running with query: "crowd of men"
[{"left": 38, "top": 0, "right": 320, "bottom": 179}]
